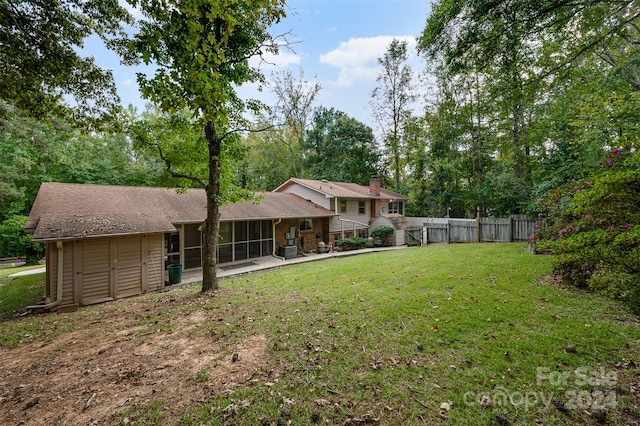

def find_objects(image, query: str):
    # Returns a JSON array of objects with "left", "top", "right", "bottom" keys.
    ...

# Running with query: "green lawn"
[
  {"left": 1, "top": 243, "right": 638, "bottom": 425},
  {"left": 0, "top": 264, "right": 45, "bottom": 320}
]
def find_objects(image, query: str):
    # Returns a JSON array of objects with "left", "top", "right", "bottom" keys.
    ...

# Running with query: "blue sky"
[{"left": 95, "top": 0, "right": 432, "bottom": 128}]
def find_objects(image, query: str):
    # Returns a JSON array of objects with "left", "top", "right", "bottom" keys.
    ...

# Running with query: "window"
[
  {"left": 299, "top": 218, "right": 313, "bottom": 232},
  {"left": 358, "top": 201, "right": 365, "bottom": 214},
  {"left": 338, "top": 199, "right": 347, "bottom": 213},
  {"left": 388, "top": 201, "right": 404, "bottom": 215}
]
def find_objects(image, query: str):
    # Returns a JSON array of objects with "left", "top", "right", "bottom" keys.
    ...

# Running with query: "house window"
[
  {"left": 358, "top": 201, "right": 365, "bottom": 214},
  {"left": 388, "top": 201, "right": 404, "bottom": 214},
  {"left": 338, "top": 199, "right": 347, "bottom": 213},
  {"left": 299, "top": 218, "right": 313, "bottom": 232}
]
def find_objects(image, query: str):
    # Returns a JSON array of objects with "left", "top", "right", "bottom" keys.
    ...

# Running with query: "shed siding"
[
  {"left": 114, "top": 236, "right": 143, "bottom": 298},
  {"left": 46, "top": 241, "right": 75, "bottom": 306},
  {"left": 61, "top": 241, "right": 75, "bottom": 306},
  {"left": 146, "top": 234, "right": 164, "bottom": 291},
  {"left": 81, "top": 239, "right": 112, "bottom": 304}
]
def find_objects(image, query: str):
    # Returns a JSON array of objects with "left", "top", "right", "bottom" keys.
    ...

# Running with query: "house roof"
[
  {"left": 26, "top": 182, "right": 336, "bottom": 241},
  {"left": 273, "top": 178, "right": 408, "bottom": 201}
]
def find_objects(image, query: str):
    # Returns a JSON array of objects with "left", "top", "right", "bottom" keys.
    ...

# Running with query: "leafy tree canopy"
[
  {"left": 419, "top": 0, "right": 640, "bottom": 89},
  {"left": 0, "top": 0, "right": 132, "bottom": 127},
  {"left": 303, "top": 107, "right": 381, "bottom": 185}
]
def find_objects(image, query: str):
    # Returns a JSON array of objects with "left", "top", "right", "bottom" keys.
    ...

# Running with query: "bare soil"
[{"left": 0, "top": 296, "right": 276, "bottom": 425}]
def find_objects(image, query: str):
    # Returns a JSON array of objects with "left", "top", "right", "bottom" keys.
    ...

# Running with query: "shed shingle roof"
[{"left": 27, "top": 183, "right": 336, "bottom": 241}]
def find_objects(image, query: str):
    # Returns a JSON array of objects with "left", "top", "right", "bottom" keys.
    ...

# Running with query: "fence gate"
[{"left": 404, "top": 226, "right": 422, "bottom": 246}]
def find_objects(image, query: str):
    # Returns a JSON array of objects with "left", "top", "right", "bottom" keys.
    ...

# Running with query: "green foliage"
[
  {"left": 303, "top": 107, "right": 381, "bottom": 185},
  {"left": 0, "top": 102, "right": 165, "bottom": 223},
  {"left": 238, "top": 128, "right": 298, "bottom": 191},
  {"left": 0, "top": 0, "right": 132, "bottom": 128},
  {"left": 119, "top": 0, "right": 285, "bottom": 126},
  {"left": 371, "top": 39, "right": 416, "bottom": 191},
  {"left": 335, "top": 237, "right": 373, "bottom": 251},
  {"left": 415, "top": 0, "right": 640, "bottom": 221},
  {"left": 370, "top": 226, "right": 395, "bottom": 238},
  {"left": 532, "top": 150, "right": 640, "bottom": 311},
  {"left": 0, "top": 215, "right": 43, "bottom": 260},
  {"left": 267, "top": 67, "right": 322, "bottom": 180}
]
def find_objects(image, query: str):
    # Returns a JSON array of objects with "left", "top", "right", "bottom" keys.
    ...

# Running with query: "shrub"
[
  {"left": 371, "top": 226, "right": 394, "bottom": 247},
  {"left": 531, "top": 148, "right": 640, "bottom": 312},
  {"left": 371, "top": 226, "right": 394, "bottom": 238},
  {"left": 335, "top": 237, "right": 373, "bottom": 251}
]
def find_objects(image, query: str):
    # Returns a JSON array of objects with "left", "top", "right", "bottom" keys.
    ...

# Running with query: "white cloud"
[{"left": 320, "top": 35, "right": 416, "bottom": 86}]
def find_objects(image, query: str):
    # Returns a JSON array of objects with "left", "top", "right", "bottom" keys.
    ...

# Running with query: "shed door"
[
  {"left": 81, "top": 239, "right": 112, "bottom": 305},
  {"left": 114, "top": 236, "right": 143, "bottom": 298}
]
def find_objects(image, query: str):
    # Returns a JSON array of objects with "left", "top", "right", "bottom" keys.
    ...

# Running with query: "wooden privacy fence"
[{"left": 405, "top": 215, "right": 535, "bottom": 245}]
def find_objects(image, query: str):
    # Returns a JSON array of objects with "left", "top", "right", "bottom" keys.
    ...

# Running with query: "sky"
[{"left": 88, "top": 0, "right": 433, "bottom": 129}]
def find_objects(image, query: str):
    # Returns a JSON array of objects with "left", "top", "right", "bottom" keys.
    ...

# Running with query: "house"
[
  {"left": 25, "top": 182, "right": 336, "bottom": 311},
  {"left": 25, "top": 178, "right": 407, "bottom": 312},
  {"left": 273, "top": 176, "right": 409, "bottom": 247}
]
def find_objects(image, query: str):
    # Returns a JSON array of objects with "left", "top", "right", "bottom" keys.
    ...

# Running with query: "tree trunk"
[{"left": 201, "top": 121, "right": 221, "bottom": 292}]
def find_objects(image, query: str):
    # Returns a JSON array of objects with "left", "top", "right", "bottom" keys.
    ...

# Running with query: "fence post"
[
  {"left": 508, "top": 216, "right": 513, "bottom": 242},
  {"left": 475, "top": 211, "right": 481, "bottom": 243},
  {"left": 446, "top": 220, "right": 450, "bottom": 244},
  {"left": 422, "top": 225, "right": 427, "bottom": 246}
]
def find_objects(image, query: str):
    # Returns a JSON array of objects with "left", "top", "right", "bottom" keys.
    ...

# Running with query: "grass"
[
  {"left": 2, "top": 243, "right": 639, "bottom": 425},
  {"left": 0, "top": 264, "right": 45, "bottom": 320}
]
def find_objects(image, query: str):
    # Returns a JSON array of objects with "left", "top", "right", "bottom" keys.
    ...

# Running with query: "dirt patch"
[{"left": 0, "top": 301, "right": 276, "bottom": 425}]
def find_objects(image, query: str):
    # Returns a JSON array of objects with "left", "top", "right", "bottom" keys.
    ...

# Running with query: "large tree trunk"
[{"left": 201, "top": 121, "right": 221, "bottom": 292}]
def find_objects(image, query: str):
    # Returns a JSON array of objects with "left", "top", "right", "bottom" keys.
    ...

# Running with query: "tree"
[
  {"left": 0, "top": 0, "right": 131, "bottom": 127},
  {"left": 238, "top": 128, "right": 295, "bottom": 191},
  {"left": 117, "top": 0, "right": 286, "bottom": 292},
  {"left": 418, "top": 0, "right": 639, "bottom": 91},
  {"left": 303, "top": 108, "right": 380, "bottom": 185},
  {"left": 371, "top": 39, "right": 417, "bottom": 192},
  {"left": 270, "top": 67, "right": 322, "bottom": 178}
]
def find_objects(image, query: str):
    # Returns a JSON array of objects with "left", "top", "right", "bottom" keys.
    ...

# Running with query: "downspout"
[
  {"left": 27, "top": 241, "right": 63, "bottom": 310},
  {"left": 272, "top": 218, "right": 285, "bottom": 260}
]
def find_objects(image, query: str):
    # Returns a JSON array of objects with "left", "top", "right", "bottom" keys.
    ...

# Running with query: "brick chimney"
[{"left": 369, "top": 176, "right": 380, "bottom": 196}]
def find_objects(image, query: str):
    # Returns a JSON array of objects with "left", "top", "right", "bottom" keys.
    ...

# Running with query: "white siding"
[
  {"left": 280, "top": 185, "right": 331, "bottom": 209},
  {"left": 329, "top": 198, "right": 371, "bottom": 233}
]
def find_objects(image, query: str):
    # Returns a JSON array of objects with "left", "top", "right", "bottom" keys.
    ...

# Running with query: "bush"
[
  {"left": 371, "top": 226, "right": 394, "bottom": 247},
  {"left": 370, "top": 226, "right": 394, "bottom": 238},
  {"left": 531, "top": 148, "right": 640, "bottom": 311},
  {"left": 335, "top": 237, "right": 373, "bottom": 251}
]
